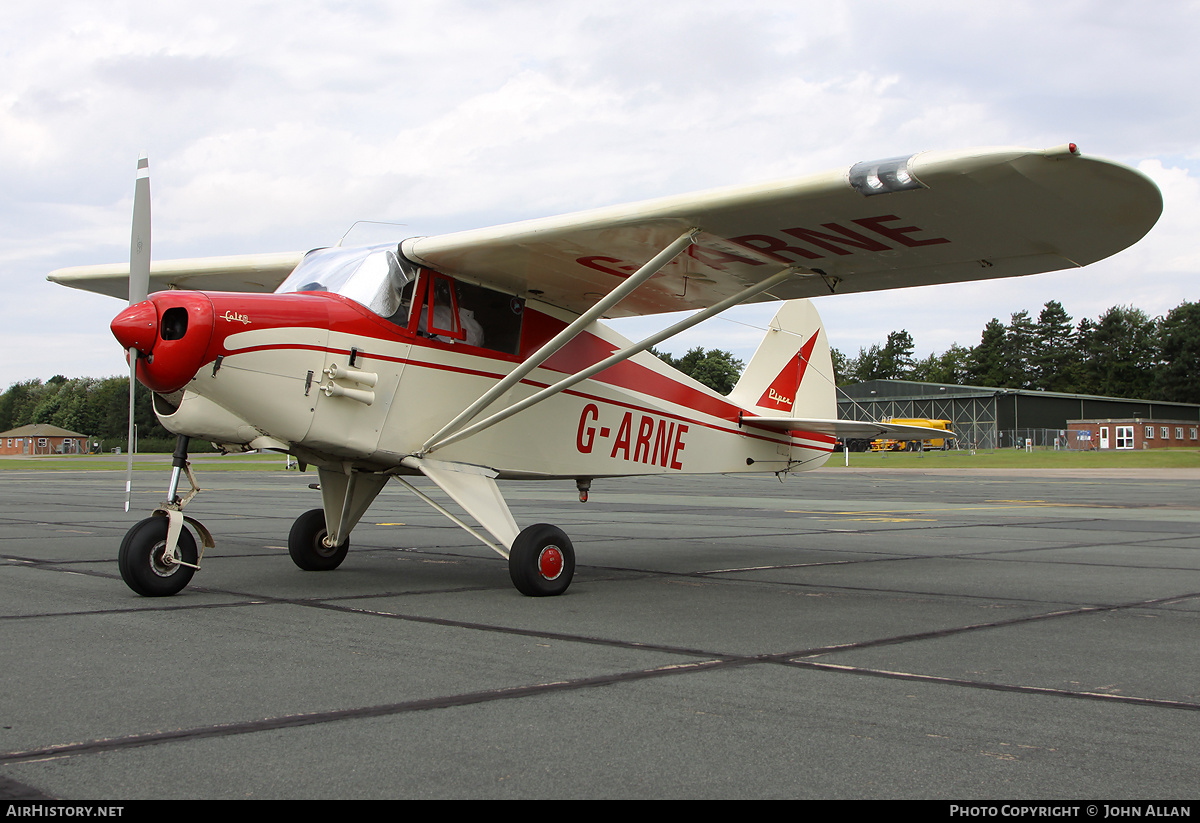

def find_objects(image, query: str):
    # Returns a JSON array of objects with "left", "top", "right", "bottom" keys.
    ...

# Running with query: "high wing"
[
  {"left": 48, "top": 145, "right": 1161, "bottom": 315},
  {"left": 401, "top": 144, "right": 1161, "bottom": 317},
  {"left": 48, "top": 251, "right": 306, "bottom": 300}
]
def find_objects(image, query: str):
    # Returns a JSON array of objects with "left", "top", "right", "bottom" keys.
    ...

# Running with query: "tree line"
[
  {"left": 2, "top": 350, "right": 748, "bottom": 453},
  {"left": 0, "top": 375, "right": 180, "bottom": 452},
  {"left": 833, "top": 299, "right": 1200, "bottom": 403},
  {"left": 4, "top": 300, "right": 1195, "bottom": 452}
]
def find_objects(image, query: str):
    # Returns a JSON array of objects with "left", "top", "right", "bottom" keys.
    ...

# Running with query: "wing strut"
[
  {"left": 421, "top": 265, "right": 803, "bottom": 455},
  {"left": 420, "top": 228, "right": 701, "bottom": 453},
  {"left": 398, "top": 457, "right": 520, "bottom": 557}
]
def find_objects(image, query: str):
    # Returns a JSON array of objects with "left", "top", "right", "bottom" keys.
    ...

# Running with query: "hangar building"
[{"left": 837, "top": 380, "right": 1200, "bottom": 450}]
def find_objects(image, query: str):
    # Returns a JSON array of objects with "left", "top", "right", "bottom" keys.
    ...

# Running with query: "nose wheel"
[
  {"left": 118, "top": 516, "right": 198, "bottom": 597},
  {"left": 508, "top": 523, "right": 575, "bottom": 597}
]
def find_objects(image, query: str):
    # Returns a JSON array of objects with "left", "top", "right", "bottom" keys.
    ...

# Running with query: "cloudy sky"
[{"left": 3, "top": 0, "right": 1197, "bottom": 389}]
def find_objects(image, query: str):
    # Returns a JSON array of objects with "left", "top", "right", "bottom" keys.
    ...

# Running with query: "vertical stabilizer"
[{"left": 727, "top": 299, "right": 836, "bottom": 420}]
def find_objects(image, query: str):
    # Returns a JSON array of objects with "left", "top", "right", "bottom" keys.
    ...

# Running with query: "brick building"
[
  {"left": 0, "top": 424, "right": 90, "bottom": 455},
  {"left": 1067, "top": 419, "right": 1200, "bottom": 450}
]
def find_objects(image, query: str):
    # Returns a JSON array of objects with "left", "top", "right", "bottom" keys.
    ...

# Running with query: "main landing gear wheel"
[
  {"left": 288, "top": 508, "right": 349, "bottom": 571},
  {"left": 508, "top": 523, "right": 575, "bottom": 597},
  {"left": 118, "top": 516, "right": 198, "bottom": 597}
]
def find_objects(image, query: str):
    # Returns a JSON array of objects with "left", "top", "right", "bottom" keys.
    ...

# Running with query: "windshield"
[{"left": 276, "top": 243, "right": 417, "bottom": 318}]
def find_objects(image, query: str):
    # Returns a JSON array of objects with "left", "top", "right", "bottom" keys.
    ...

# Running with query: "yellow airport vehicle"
[{"left": 869, "top": 418, "right": 955, "bottom": 451}]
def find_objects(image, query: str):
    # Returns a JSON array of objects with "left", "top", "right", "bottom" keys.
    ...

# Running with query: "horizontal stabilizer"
[{"left": 743, "top": 417, "right": 956, "bottom": 441}]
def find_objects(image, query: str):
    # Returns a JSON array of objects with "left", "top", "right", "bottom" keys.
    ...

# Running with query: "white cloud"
[{"left": 3, "top": 0, "right": 1198, "bottom": 389}]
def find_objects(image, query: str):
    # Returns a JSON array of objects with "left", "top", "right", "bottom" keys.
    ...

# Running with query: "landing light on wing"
[{"left": 848, "top": 156, "right": 926, "bottom": 196}]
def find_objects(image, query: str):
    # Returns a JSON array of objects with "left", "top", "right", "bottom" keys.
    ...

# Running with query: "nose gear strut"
[{"left": 117, "top": 435, "right": 215, "bottom": 596}]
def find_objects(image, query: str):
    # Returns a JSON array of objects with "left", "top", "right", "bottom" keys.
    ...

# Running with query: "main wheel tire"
[
  {"left": 288, "top": 508, "right": 349, "bottom": 571},
  {"left": 508, "top": 523, "right": 575, "bottom": 597},
  {"left": 118, "top": 516, "right": 198, "bottom": 597}
]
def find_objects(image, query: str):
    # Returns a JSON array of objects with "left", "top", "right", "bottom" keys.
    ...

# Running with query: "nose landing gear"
[{"left": 117, "top": 435, "right": 214, "bottom": 597}]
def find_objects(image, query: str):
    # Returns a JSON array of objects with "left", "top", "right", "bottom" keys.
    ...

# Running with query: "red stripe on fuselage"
[
  {"left": 201, "top": 291, "right": 832, "bottom": 451},
  {"left": 209, "top": 291, "right": 742, "bottom": 420}
]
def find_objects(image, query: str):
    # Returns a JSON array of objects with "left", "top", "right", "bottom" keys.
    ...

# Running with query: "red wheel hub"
[{"left": 537, "top": 546, "right": 564, "bottom": 580}]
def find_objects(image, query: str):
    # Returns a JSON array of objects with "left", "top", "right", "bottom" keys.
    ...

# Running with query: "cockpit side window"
[
  {"left": 409, "top": 270, "right": 524, "bottom": 355},
  {"left": 422, "top": 274, "right": 465, "bottom": 341}
]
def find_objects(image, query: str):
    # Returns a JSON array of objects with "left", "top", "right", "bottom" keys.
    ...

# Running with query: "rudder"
[{"left": 727, "top": 299, "right": 836, "bottom": 420}]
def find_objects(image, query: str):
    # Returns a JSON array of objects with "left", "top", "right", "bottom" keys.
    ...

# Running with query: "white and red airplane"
[{"left": 49, "top": 144, "right": 1162, "bottom": 598}]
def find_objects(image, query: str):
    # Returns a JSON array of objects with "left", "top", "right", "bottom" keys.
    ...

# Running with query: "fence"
[
  {"left": 845, "top": 428, "right": 1083, "bottom": 452},
  {"left": 997, "top": 429, "right": 1084, "bottom": 451}
]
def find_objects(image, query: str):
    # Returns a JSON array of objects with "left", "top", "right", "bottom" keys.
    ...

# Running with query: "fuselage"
[{"left": 111, "top": 266, "right": 834, "bottom": 479}]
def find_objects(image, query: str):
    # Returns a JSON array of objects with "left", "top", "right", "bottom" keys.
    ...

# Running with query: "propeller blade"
[
  {"left": 125, "top": 153, "right": 150, "bottom": 510},
  {"left": 125, "top": 349, "right": 136, "bottom": 512},
  {"left": 129, "top": 153, "right": 151, "bottom": 305}
]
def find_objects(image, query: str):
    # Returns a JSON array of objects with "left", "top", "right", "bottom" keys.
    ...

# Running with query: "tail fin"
[{"left": 727, "top": 299, "right": 836, "bottom": 419}]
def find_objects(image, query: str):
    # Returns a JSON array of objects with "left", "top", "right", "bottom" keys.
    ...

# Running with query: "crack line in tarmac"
[
  {"left": 780, "top": 659, "right": 1200, "bottom": 712},
  {"left": 2, "top": 586, "right": 1197, "bottom": 767},
  {"left": 0, "top": 657, "right": 743, "bottom": 766}
]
